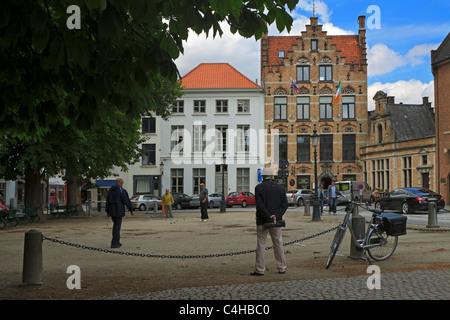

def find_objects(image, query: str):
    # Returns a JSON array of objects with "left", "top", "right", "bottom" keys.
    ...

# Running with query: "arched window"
[{"left": 377, "top": 124, "right": 383, "bottom": 144}]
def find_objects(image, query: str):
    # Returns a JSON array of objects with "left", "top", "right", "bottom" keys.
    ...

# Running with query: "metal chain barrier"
[
  {"left": 406, "top": 226, "right": 450, "bottom": 232},
  {"left": 42, "top": 226, "right": 339, "bottom": 259}
]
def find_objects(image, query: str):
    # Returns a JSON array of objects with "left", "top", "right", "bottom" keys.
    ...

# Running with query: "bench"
[{"left": 50, "top": 205, "right": 67, "bottom": 218}]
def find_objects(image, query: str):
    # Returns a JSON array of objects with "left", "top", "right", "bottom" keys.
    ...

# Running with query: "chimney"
[
  {"left": 387, "top": 96, "right": 395, "bottom": 104},
  {"left": 358, "top": 16, "right": 367, "bottom": 66}
]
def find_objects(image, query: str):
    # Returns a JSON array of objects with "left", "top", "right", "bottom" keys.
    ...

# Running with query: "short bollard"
[
  {"left": 349, "top": 204, "right": 365, "bottom": 260},
  {"left": 303, "top": 200, "right": 311, "bottom": 216},
  {"left": 427, "top": 202, "right": 439, "bottom": 228},
  {"left": 22, "top": 229, "right": 43, "bottom": 285}
]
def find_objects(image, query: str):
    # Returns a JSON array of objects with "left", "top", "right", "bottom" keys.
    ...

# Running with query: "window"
[
  {"left": 171, "top": 169, "right": 184, "bottom": 193},
  {"left": 215, "top": 125, "right": 228, "bottom": 152},
  {"left": 342, "top": 96, "right": 355, "bottom": 119},
  {"left": 320, "top": 135, "right": 333, "bottom": 161},
  {"left": 142, "top": 144, "right": 156, "bottom": 165},
  {"left": 297, "top": 97, "right": 310, "bottom": 120},
  {"left": 297, "top": 176, "right": 310, "bottom": 189},
  {"left": 236, "top": 125, "right": 250, "bottom": 152},
  {"left": 237, "top": 99, "right": 250, "bottom": 113},
  {"left": 237, "top": 168, "right": 250, "bottom": 191},
  {"left": 296, "top": 66, "right": 310, "bottom": 82},
  {"left": 342, "top": 134, "right": 356, "bottom": 161},
  {"left": 274, "top": 97, "right": 287, "bottom": 120},
  {"left": 403, "top": 156, "right": 412, "bottom": 187},
  {"left": 279, "top": 135, "right": 288, "bottom": 161},
  {"left": 311, "top": 39, "right": 318, "bottom": 51},
  {"left": 194, "top": 100, "right": 206, "bottom": 113},
  {"left": 216, "top": 100, "right": 228, "bottom": 113},
  {"left": 297, "top": 135, "right": 310, "bottom": 162},
  {"left": 278, "top": 50, "right": 285, "bottom": 58},
  {"left": 170, "top": 125, "right": 184, "bottom": 152},
  {"left": 135, "top": 179, "right": 151, "bottom": 194},
  {"left": 319, "top": 65, "right": 332, "bottom": 81},
  {"left": 319, "top": 96, "right": 333, "bottom": 119},
  {"left": 193, "top": 124, "right": 205, "bottom": 152},
  {"left": 172, "top": 100, "right": 184, "bottom": 113},
  {"left": 193, "top": 168, "right": 206, "bottom": 194},
  {"left": 142, "top": 117, "right": 156, "bottom": 134}
]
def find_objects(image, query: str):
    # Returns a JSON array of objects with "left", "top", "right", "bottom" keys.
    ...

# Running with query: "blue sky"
[{"left": 175, "top": 0, "right": 450, "bottom": 110}]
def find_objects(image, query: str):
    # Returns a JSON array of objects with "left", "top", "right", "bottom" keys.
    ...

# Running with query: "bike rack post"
[
  {"left": 349, "top": 204, "right": 365, "bottom": 260},
  {"left": 427, "top": 202, "right": 439, "bottom": 228},
  {"left": 22, "top": 229, "right": 43, "bottom": 285}
]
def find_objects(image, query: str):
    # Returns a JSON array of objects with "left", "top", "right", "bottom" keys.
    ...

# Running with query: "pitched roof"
[
  {"left": 432, "top": 33, "right": 450, "bottom": 65},
  {"left": 387, "top": 104, "right": 435, "bottom": 141},
  {"left": 180, "top": 63, "right": 261, "bottom": 89}
]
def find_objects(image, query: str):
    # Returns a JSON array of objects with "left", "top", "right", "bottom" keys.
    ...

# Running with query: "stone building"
[
  {"left": 360, "top": 91, "right": 436, "bottom": 194},
  {"left": 260, "top": 16, "right": 368, "bottom": 190},
  {"left": 432, "top": 32, "right": 450, "bottom": 202}
]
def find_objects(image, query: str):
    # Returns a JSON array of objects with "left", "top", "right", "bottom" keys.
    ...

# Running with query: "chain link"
[
  {"left": 43, "top": 226, "right": 339, "bottom": 259},
  {"left": 42, "top": 224, "right": 449, "bottom": 259}
]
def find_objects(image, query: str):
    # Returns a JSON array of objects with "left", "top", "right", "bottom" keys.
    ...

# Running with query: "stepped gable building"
[
  {"left": 360, "top": 91, "right": 436, "bottom": 194},
  {"left": 260, "top": 16, "right": 368, "bottom": 190},
  {"left": 432, "top": 32, "right": 450, "bottom": 202}
]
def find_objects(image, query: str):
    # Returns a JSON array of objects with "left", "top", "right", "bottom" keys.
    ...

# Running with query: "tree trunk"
[
  {"left": 66, "top": 173, "right": 85, "bottom": 215},
  {"left": 24, "top": 166, "right": 43, "bottom": 210}
]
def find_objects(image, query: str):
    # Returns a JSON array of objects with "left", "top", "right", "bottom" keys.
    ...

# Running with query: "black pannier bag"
[{"left": 375, "top": 212, "right": 407, "bottom": 236}]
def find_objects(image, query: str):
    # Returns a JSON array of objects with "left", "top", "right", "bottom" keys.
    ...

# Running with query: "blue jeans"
[{"left": 329, "top": 197, "right": 337, "bottom": 213}]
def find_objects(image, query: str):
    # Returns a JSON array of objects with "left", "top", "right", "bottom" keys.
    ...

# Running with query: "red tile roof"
[{"left": 180, "top": 63, "right": 261, "bottom": 89}]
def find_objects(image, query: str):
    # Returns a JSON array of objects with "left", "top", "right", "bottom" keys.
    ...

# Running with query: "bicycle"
[{"left": 326, "top": 193, "right": 405, "bottom": 269}]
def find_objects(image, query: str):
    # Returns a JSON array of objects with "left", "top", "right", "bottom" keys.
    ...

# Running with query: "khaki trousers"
[{"left": 254, "top": 225, "right": 286, "bottom": 274}]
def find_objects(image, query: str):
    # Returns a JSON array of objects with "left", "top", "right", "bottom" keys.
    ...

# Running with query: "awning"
[{"left": 95, "top": 180, "right": 116, "bottom": 188}]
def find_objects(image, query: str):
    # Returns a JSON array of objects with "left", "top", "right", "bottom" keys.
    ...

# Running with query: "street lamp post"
[
  {"left": 311, "top": 130, "right": 321, "bottom": 221},
  {"left": 220, "top": 153, "right": 226, "bottom": 213}
]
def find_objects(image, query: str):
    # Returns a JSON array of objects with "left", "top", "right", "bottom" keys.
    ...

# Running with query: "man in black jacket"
[
  {"left": 106, "top": 178, "right": 134, "bottom": 248},
  {"left": 252, "top": 167, "right": 288, "bottom": 276}
]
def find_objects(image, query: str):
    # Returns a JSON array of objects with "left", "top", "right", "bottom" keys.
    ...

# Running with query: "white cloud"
[
  {"left": 368, "top": 79, "right": 434, "bottom": 110},
  {"left": 297, "top": 0, "right": 332, "bottom": 23},
  {"left": 368, "top": 43, "right": 440, "bottom": 76}
]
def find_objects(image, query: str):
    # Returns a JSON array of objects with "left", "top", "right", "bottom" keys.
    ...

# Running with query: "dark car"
[
  {"left": 171, "top": 193, "right": 192, "bottom": 209},
  {"left": 226, "top": 191, "right": 256, "bottom": 208},
  {"left": 375, "top": 188, "right": 445, "bottom": 214}
]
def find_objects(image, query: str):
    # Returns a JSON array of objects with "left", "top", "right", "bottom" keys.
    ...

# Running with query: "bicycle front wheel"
[
  {"left": 326, "top": 224, "right": 346, "bottom": 269},
  {"left": 366, "top": 227, "right": 398, "bottom": 261}
]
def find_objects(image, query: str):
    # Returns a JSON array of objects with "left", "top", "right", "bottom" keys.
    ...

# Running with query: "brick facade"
[
  {"left": 432, "top": 33, "right": 450, "bottom": 202},
  {"left": 261, "top": 16, "right": 368, "bottom": 190}
]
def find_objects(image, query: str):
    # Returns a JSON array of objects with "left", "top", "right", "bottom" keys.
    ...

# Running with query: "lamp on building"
[
  {"left": 160, "top": 161, "right": 164, "bottom": 175},
  {"left": 220, "top": 153, "right": 227, "bottom": 213},
  {"left": 311, "top": 130, "right": 321, "bottom": 221}
]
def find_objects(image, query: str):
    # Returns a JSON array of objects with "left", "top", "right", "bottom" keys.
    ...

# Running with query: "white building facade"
[{"left": 160, "top": 63, "right": 266, "bottom": 197}]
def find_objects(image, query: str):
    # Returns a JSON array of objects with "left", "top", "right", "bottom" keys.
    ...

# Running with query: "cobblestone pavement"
[{"left": 105, "top": 269, "right": 450, "bottom": 300}]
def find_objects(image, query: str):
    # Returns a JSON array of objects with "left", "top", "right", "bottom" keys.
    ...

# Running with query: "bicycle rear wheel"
[
  {"left": 366, "top": 227, "right": 398, "bottom": 261},
  {"left": 326, "top": 223, "right": 347, "bottom": 268}
]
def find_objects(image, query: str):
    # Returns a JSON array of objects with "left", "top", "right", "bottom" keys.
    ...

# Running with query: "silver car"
[
  {"left": 286, "top": 189, "right": 313, "bottom": 206},
  {"left": 208, "top": 193, "right": 224, "bottom": 208},
  {"left": 130, "top": 195, "right": 161, "bottom": 211}
]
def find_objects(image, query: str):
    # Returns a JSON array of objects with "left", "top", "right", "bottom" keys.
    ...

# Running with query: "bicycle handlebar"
[{"left": 337, "top": 192, "right": 382, "bottom": 214}]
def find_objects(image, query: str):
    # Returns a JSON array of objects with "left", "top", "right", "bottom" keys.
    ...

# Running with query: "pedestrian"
[
  {"left": 161, "top": 189, "right": 174, "bottom": 219},
  {"left": 199, "top": 183, "right": 209, "bottom": 222},
  {"left": 327, "top": 180, "right": 338, "bottom": 215},
  {"left": 106, "top": 177, "right": 134, "bottom": 248},
  {"left": 252, "top": 167, "right": 288, "bottom": 276},
  {"left": 318, "top": 184, "right": 326, "bottom": 214}
]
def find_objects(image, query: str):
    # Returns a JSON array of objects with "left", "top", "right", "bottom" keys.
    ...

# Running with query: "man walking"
[
  {"left": 252, "top": 167, "right": 288, "bottom": 276},
  {"left": 161, "top": 189, "right": 174, "bottom": 219},
  {"left": 106, "top": 177, "right": 134, "bottom": 248},
  {"left": 327, "top": 180, "right": 338, "bottom": 215},
  {"left": 199, "top": 183, "right": 209, "bottom": 222}
]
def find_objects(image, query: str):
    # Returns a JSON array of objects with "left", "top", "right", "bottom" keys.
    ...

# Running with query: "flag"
[
  {"left": 332, "top": 81, "right": 341, "bottom": 104},
  {"left": 291, "top": 77, "right": 299, "bottom": 93}
]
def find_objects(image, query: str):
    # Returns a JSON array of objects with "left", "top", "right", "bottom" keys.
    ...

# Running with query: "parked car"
[
  {"left": 286, "top": 189, "right": 313, "bottom": 206},
  {"left": 208, "top": 193, "right": 224, "bottom": 208},
  {"left": 226, "top": 191, "right": 256, "bottom": 208},
  {"left": 375, "top": 188, "right": 445, "bottom": 214},
  {"left": 190, "top": 195, "right": 200, "bottom": 209},
  {"left": 130, "top": 195, "right": 161, "bottom": 211},
  {"left": 171, "top": 193, "right": 192, "bottom": 209}
]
